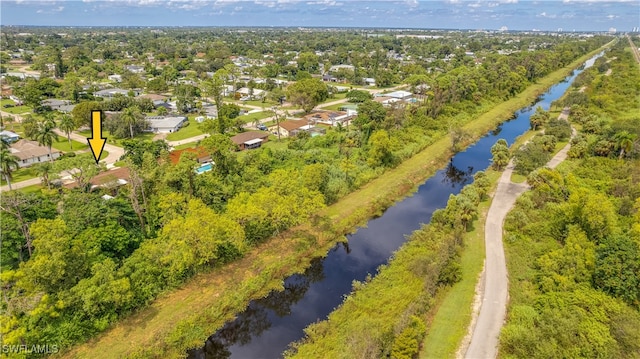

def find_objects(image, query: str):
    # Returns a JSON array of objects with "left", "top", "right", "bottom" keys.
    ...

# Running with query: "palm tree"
[
  {"left": 156, "top": 106, "right": 168, "bottom": 116},
  {"left": 1, "top": 149, "right": 20, "bottom": 191},
  {"left": 33, "top": 162, "right": 55, "bottom": 189},
  {"left": 121, "top": 106, "right": 142, "bottom": 139},
  {"left": 34, "top": 119, "right": 59, "bottom": 162},
  {"left": 614, "top": 131, "right": 636, "bottom": 159},
  {"left": 58, "top": 114, "right": 76, "bottom": 150}
]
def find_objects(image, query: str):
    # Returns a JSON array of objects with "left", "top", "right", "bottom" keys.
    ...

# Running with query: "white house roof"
[
  {"left": 244, "top": 138, "right": 263, "bottom": 145},
  {"left": 0, "top": 130, "right": 20, "bottom": 139},
  {"left": 146, "top": 116, "right": 186, "bottom": 129},
  {"left": 384, "top": 90, "right": 413, "bottom": 99}
]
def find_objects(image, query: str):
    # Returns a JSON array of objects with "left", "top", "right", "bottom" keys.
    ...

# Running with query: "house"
[
  {"left": 230, "top": 131, "right": 269, "bottom": 150},
  {"left": 9, "top": 139, "right": 61, "bottom": 168},
  {"left": 302, "top": 110, "right": 355, "bottom": 127},
  {"left": 383, "top": 90, "right": 413, "bottom": 100},
  {"left": 277, "top": 120, "right": 308, "bottom": 137},
  {"left": 153, "top": 100, "right": 173, "bottom": 111},
  {"left": 0, "top": 130, "right": 20, "bottom": 143},
  {"left": 329, "top": 64, "right": 355, "bottom": 72},
  {"left": 63, "top": 167, "right": 130, "bottom": 191},
  {"left": 108, "top": 74, "right": 122, "bottom": 83},
  {"left": 125, "top": 65, "right": 145, "bottom": 74},
  {"left": 94, "top": 88, "right": 140, "bottom": 98},
  {"left": 41, "top": 99, "right": 75, "bottom": 113},
  {"left": 89, "top": 167, "right": 130, "bottom": 189},
  {"left": 236, "top": 87, "right": 265, "bottom": 100},
  {"left": 322, "top": 74, "right": 338, "bottom": 82},
  {"left": 145, "top": 116, "right": 187, "bottom": 133},
  {"left": 373, "top": 96, "right": 400, "bottom": 107},
  {"left": 169, "top": 147, "right": 211, "bottom": 164},
  {"left": 363, "top": 78, "right": 376, "bottom": 86}
]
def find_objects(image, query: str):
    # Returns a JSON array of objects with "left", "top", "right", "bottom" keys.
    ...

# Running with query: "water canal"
[{"left": 187, "top": 54, "right": 600, "bottom": 359}]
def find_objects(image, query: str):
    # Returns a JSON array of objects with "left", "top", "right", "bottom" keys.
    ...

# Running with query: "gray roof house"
[
  {"left": 145, "top": 116, "right": 187, "bottom": 133},
  {"left": 41, "top": 99, "right": 76, "bottom": 113},
  {"left": 94, "top": 88, "right": 140, "bottom": 98},
  {"left": 0, "top": 130, "right": 20, "bottom": 143}
]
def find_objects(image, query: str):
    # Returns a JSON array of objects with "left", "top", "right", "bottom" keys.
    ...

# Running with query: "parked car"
[{"left": 257, "top": 124, "right": 268, "bottom": 131}]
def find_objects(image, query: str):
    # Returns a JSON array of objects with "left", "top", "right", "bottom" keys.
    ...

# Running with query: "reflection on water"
[
  {"left": 442, "top": 159, "right": 474, "bottom": 188},
  {"left": 190, "top": 258, "right": 325, "bottom": 359}
]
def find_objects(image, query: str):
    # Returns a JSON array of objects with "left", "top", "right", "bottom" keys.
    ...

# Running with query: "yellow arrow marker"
[{"left": 87, "top": 110, "right": 106, "bottom": 164}]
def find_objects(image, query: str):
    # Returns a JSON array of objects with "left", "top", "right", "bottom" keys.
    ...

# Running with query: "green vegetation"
[
  {"left": 239, "top": 110, "right": 272, "bottom": 124},
  {"left": 287, "top": 172, "right": 492, "bottom": 358},
  {"left": 419, "top": 173, "right": 497, "bottom": 358},
  {"left": 0, "top": 99, "right": 31, "bottom": 114},
  {"left": 0, "top": 26, "right": 614, "bottom": 359},
  {"left": 500, "top": 44, "right": 640, "bottom": 358}
]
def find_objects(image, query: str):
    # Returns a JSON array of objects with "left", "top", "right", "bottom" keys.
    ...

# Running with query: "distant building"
[
  {"left": 0, "top": 130, "right": 20, "bottom": 143},
  {"left": 94, "top": 88, "right": 140, "bottom": 98},
  {"left": 125, "top": 65, "right": 145, "bottom": 74},
  {"left": 108, "top": 74, "right": 122, "bottom": 83},
  {"left": 41, "top": 99, "right": 75, "bottom": 113}
]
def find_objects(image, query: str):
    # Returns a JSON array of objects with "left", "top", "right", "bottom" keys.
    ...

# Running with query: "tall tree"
[
  {"left": 285, "top": 78, "right": 329, "bottom": 113},
  {"left": 614, "top": 131, "right": 636, "bottom": 159},
  {"left": 33, "top": 162, "right": 56, "bottom": 190},
  {"left": 58, "top": 114, "right": 76, "bottom": 150},
  {"left": 121, "top": 107, "right": 143, "bottom": 139},
  {"left": 34, "top": 118, "right": 59, "bottom": 162},
  {"left": 0, "top": 149, "right": 20, "bottom": 191}
]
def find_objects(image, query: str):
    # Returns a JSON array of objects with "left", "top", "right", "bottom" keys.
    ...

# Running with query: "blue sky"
[{"left": 1, "top": 1, "right": 638, "bottom": 31}]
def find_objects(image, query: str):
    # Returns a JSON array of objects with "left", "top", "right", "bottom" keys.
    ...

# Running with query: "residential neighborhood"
[{"left": 0, "top": 18, "right": 636, "bottom": 359}]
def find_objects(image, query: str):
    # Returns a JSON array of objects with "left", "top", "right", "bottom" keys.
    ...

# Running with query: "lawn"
[
  {"left": 322, "top": 92, "right": 347, "bottom": 102},
  {"left": 1, "top": 99, "right": 31, "bottom": 114},
  {"left": 165, "top": 123, "right": 205, "bottom": 141},
  {"left": 51, "top": 137, "right": 89, "bottom": 152},
  {"left": 1, "top": 166, "right": 37, "bottom": 185},
  {"left": 239, "top": 111, "right": 272, "bottom": 125},
  {"left": 77, "top": 130, "right": 157, "bottom": 146},
  {"left": 173, "top": 142, "right": 200, "bottom": 150}
]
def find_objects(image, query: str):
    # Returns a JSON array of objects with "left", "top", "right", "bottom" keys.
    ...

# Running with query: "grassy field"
[
  {"left": 62, "top": 44, "right": 610, "bottom": 359},
  {"left": 1, "top": 99, "right": 31, "bottom": 114},
  {"left": 1, "top": 166, "right": 37, "bottom": 185},
  {"left": 239, "top": 110, "right": 272, "bottom": 124},
  {"left": 77, "top": 130, "right": 156, "bottom": 146},
  {"left": 51, "top": 136, "right": 89, "bottom": 152},
  {"left": 165, "top": 123, "right": 204, "bottom": 141}
]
